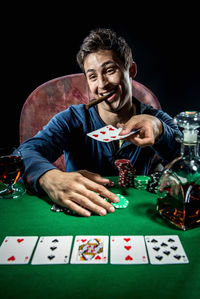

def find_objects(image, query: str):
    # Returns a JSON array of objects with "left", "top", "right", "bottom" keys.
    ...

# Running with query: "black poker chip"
[{"left": 147, "top": 172, "right": 162, "bottom": 194}]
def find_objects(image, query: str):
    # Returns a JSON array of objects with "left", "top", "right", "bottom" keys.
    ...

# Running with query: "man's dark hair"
[{"left": 76, "top": 28, "right": 133, "bottom": 72}]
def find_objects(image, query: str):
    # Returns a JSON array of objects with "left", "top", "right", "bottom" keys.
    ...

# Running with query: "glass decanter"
[{"left": 157, "top": 111, "right": 200, "bottom": 230}]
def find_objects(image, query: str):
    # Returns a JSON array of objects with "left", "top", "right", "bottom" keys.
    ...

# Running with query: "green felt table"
[{"left": 0, "top": 177, "right": 200, "bottom": 299}]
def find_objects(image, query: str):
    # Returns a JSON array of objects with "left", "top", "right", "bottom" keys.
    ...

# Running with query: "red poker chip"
[
  {"left": 115, "top": 159, "right": 136, "bottom": 172},
  {"left": 115, "top": 159, "right": 136, "bottom": 187}
]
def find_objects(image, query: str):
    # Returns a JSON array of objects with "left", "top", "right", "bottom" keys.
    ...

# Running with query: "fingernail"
[
  {"left": 99, "top": 209, "right": 107, "bottom": 216},
  {"left": 84, "top": 211, "right": 91, "bottom": 217},
  {"left": 114, "top": 196, "right": 119, "bottom": 202},
  {"left": 109, "top": 206, "right": 115, "bottom": 213}
]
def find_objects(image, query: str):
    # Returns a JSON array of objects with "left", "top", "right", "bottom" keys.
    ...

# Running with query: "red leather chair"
[{"left": 19, "top": 73, "right": 161, "bottom": 171}]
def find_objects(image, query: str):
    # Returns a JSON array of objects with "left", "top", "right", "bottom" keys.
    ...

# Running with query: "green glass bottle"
[{"left": 157, "top": 111, "right": 200, "bottom": 230}]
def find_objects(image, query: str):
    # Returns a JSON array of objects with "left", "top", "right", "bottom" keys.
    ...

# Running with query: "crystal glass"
[
  {"left": 0, "top": 147, "right": 25, "bottom": 199},
  {"left": 157, "top": 111, "right": 200, "bottom": 230}
]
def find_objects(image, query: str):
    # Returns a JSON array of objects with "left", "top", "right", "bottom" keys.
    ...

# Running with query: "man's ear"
[{"left": 129, "top": 62, "right": 137, "bottom": 78}]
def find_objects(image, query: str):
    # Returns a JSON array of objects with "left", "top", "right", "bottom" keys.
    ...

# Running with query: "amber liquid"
[
  {"left": 0, "top": 156, "right": 25, "bottom": 185},
  {"left": 157, "top": 183, "right": 200, "bottom": 230}
]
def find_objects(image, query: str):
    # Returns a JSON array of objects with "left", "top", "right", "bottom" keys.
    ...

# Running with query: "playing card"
[
  {"left": 70, "top": 236, "right": 109, "bottom": 264},
  {"left": 31, "top": 236, "right": 73, "bottom": 265},
  {"left": 0, "top": 236, "right": 38, "bottom": 265},
  {"left": 145, "top": 235, "right": 189, "bottom": 265},
  {"left": 87, "top": 125, "right": 140, "bottom": 142},
  {"left": 110, "top": 236, "right": 148, "bottom": 264}
]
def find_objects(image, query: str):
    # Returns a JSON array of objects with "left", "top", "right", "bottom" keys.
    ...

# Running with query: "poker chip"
[
  {"left": 111, "top": 194, "right": 129, "bottom": 209},
  {"left": 134, "top": 175, "right": 151, "bottom": 190},
  {"left": 51, "top": 204, "right": 64, "bottom": 212},
  {"left": 51, "top": 204, "right": 77, "bottom": 215},
  {"left": 115, "top": 159, "right": 136, "bottom": 187},
  {"left": 147, "top": 172, "right": 162, "bottom": 194}
]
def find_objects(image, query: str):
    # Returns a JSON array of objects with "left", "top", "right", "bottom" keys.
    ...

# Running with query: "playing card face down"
[
  {"left": 31, "top": 236, "right": 73, "bottom": 265},
  {"left": 145, "top": 235, "right": 189, "bottom": 265},
  {"left": 87, "top": 125, "right": 139, "bottom": 142},
  {"left": 70, "top": 236, "right": 109, "bottom": 264},
  {"left": 0, "top": 236, "right": 38, "bottom": 265},
  {"left": 110, "top": 236, "right": 148, "bottom": 264}
]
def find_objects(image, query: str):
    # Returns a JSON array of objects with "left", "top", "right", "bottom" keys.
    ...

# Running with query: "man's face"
[{"left": 83, "top": 50, "right": 132, "bottom": 112}]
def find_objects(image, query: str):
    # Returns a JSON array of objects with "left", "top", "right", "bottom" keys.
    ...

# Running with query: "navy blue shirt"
[{"left": 18, "top": 99, "right": 181, "bottom": 193}]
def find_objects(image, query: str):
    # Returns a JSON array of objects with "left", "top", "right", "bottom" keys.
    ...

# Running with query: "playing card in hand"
[
  {"left": 87, "top": 125, "right": 140, "bottom": 142},
  {"left": 145, "top": 235, "right": 189, "bottom": 265},
  {"left": 110, "top": 236, "right": 148, "bottom": 264},
  {"left": 70, "top": 236, "right": 109, "bottom": 264},
  {"left": 0, "top": 236, "right": 38, "bottom": 265}
]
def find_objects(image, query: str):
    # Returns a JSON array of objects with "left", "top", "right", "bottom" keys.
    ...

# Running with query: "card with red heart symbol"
[
  {"left": 110, "top": 236, "right": 148, "bottom": 264},
  {"left": 70, "top": 236, "right": 109, "bottom": 264},
  {"left": 87, "top": 125, "right": 138, "bottom": 142},
  {"left": 0, "top": 236, "right": 38, "bottom": 264}
]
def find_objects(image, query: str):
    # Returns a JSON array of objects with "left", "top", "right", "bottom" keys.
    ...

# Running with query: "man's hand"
[
  {"left": 39, "top": 169, "right": 119, "bottom": 217},
  {"left": 118, "top": 114, "right": 163, "bottom": 147}
]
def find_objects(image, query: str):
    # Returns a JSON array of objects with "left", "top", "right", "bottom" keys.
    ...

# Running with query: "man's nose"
[{"left": 98, "top": 74, "right": 109, "bottom": 89}]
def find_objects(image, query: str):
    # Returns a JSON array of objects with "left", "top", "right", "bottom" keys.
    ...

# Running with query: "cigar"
[{"left": 85, "top": 92, "right": 115, "bottom": 109}]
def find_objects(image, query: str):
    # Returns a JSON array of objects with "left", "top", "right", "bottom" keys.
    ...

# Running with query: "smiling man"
[{"left": 17, "top": 28, "right": 181, "bottom": 217}]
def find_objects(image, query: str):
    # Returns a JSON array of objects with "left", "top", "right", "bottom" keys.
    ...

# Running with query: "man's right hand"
[{"left": 39, "top": 169, "right": 119, "bottom": 217}]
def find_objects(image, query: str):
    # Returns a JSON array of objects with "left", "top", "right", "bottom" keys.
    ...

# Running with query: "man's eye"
[
  {"left": 88, "top": 74, "right": 97, "bottom": 81},
  {"left": 106, "top": 67, "right": 115, "bottom": 74}
]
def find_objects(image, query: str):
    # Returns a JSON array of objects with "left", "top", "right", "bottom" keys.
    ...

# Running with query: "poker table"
[{"left": 0, "top": 177, "right": 199, "bottom": 299}]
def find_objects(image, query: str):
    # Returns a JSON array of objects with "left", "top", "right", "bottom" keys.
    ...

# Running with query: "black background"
[{"left": 2, "top": 5, "right": 199, "bottom": 147}]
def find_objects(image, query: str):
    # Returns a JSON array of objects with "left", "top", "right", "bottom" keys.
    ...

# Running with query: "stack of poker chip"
[
  {"left": 115, "top": 159, "right": 136, "bottom": 187},
  {"left": 134, "top": 175, "right": 151, "bottom": 190},
  {"left": 51, "top": 204, "right": 77, "bottom": 215},
  {"left": 146, "top": 171, "right": 162, "bottom": 194}
]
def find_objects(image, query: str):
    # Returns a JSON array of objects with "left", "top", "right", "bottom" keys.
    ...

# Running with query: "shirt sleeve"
[{"left": 17, "top": 109, "right": 75, "bottom": 193}]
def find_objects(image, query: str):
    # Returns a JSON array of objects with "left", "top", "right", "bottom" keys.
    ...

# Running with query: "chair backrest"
[{"left": 19, "top": 73, "right": 161, "bottom": 170}]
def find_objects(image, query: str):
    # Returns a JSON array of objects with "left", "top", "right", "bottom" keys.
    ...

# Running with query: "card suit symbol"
[
  {"left": 8, "top": 256, "right": 16, "bottom": 261},
  {"left": 100, "top": 131, "right": 106, "bottom": 134},
  {"left": 124, "top": 238, "right": 131, "bottom": 242},
  {"left": 110, "top": 136, "right": 117, "bottom": 138},
  {"left": 5, "top": 239, "right": 8, "bottom": 243},
  {"left": 109, "top": 127, "right": 115, "bottom": 131},
  {"left": 64, "top": 255, "right": 68, "bottom": 262},
  {"left": 124, "top": 246, "right": 131, "bottom": 251},
  {"left": 81, "top": 239, "right": 87, "bottom": 243},
  {"left": 48, "top": 255, "right": 55, "bottom": 260},
  {"left": 168, "top": 238, "right": 175, "bottom": 242},
  {"left": 52, "top": 239, "right": 59, "bottom": 243},
  {"left": 103, "top": 139, "right": 110, "bottom": 141},
  {"left": 161, "top": 242, "right": 168, "bottom": 247},
  {"left": 155, "top": 255, "right": 163, "bottom": 261},
  {"left": 17, "top": 238, "right": 24, "bottom": 243},
  {"left": 163, "top": 250, "right": 170, "bottom": 256},
  {"left": 151, "top": 239, "right": 158, "bottom": 243},
  {"left": 153, "top": 246, "right": 160, "bottom": 251},
  {"left": 50, "top": 246, "right": 57, "bottom": 251},
  {"left": 170, "top": 246, "right": 178, "bottom": 251},
  {"left": 142, "top": 256, "right": 147, "bottom": 262},
  {"left": 174, "top": 254, "right": 181, "bottom": 260},
  {"left": 95, "top": 255, "right": 101, "bottom": 260},
  {"left": 125, "top": 255, "right": 133, "bottom": 261},
  {"left": 92, "top": 134, "right": 99, "bottom": 138}
]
